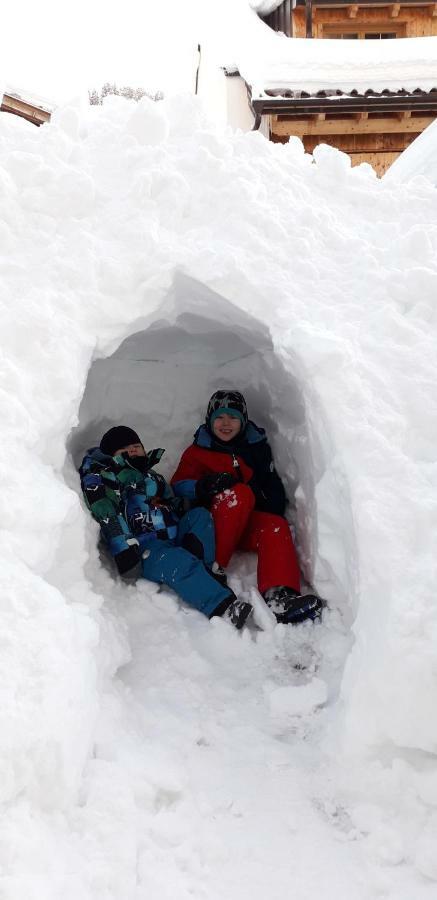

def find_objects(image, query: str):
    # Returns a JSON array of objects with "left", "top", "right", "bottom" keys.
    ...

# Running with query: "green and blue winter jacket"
[{"left": 79, "top": 446, "right": 182, "bottom": 573}]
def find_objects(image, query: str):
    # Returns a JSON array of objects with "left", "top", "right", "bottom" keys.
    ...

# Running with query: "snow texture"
[
  {"left": 1, "top": 92, "right": 437, "bottom": 898},
  {"left": 249, "top": 0, "right": 285, "bottom": 14},
  {"left": 385, "top": 117, "right": 437, "bottom": 186}
]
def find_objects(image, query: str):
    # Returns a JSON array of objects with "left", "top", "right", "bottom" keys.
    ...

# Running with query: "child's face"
[
  {"left": 212, "top": 413, "right": 241, "bottom": 442},
  {"left": 113, "top": 442, "right": 145, "bottom": 458}
]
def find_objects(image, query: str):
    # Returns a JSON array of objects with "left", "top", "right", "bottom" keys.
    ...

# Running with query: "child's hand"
[{"left": 195, "top": 472, "right": 237, "bottom": 505}]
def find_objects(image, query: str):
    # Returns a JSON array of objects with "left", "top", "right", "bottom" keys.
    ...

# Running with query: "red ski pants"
[{"left": 211, "top": 483, "right": 301, "bottom": 595}]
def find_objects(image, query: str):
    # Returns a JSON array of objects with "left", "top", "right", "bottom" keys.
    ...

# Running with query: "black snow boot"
[
  {"left": 211, "top": 594, "right": 253, "bottom": 630},
  {"left": 223, "top": 598, "right": 253, "bottom": 630},
  {"left": 263, "top": 586, "right": 323, "bottom": 625}
]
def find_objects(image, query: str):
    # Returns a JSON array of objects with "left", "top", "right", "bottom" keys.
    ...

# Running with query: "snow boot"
[
  {"left": 263, "top": 586, "right": 323, "bottom": 625},
  {"left": 210, "top": 593, "right": 253, "bottom": 630},
  {"left": 223, "top": 598, "right": 253, "bottom": 630}
]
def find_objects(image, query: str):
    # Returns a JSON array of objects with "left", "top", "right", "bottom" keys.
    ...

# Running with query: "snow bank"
[
  {"left": 1, "top": 93, "right": 437, "bottom": 896},
  {"left": 385, "top": 117, "right": 437, "bottom": 186}
]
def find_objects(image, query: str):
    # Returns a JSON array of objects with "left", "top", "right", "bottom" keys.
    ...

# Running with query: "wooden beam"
[
  {"left": 305, "top": 0, "right": 313, "bottom": 38},
  {"left": 431, "top": 2, "right": 437, "bottom": 14},
  {"left": 390, "top": 3, "right": 400, "bottom": 16},
  {"left": 354, "top": 112, "right": 369, "bottom": 121},
  {"left": 348, "top": 4, "right": 358, "bottom": 17},
  {"left": 396, "top": 110, "right": 411, "bottom": 120},
  {"left": 271, "top": 114, "right": 435, "bottom": 137},
  {"left": 1, "top": 94, "right": 51, "bottom": 126}
]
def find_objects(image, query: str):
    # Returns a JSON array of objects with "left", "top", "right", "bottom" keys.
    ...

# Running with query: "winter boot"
[
  {"left": 210, "top": 593, "right": 253, "bottom": 630},
  {"left": 223, "top": 599, "right": 253, "bottom": 630},
  {"left": 263, "top": 586, "right": 323, "bottom": 625}
]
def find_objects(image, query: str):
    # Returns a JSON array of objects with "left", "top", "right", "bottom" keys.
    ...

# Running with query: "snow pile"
[
  {"left": 1, "top": 94, "right": 437, "bottom": 897},
  {"left": 385, "top": 117, "right": 437, "bottom": 186}
]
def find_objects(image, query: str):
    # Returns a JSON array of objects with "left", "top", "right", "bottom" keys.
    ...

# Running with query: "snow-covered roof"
[
  {"left": 249, "top": 0, "right": 284, "bottom": 12},
  {"left": 237, "top": 34, "right": 437, "bottom": 99},
  {"left": 3, "top": 83, "right": 55, "bottom": 113}
]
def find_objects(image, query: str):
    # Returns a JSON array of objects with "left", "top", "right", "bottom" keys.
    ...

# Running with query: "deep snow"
[{"left": 1, "top": 92, "right": 437, "bottom": 898}]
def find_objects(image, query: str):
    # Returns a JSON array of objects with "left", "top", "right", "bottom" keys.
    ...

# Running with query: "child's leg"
[
  {"left": 176, "top": 507, "right": 215, "bottom": 567},
  {"left": 141, "top": 540, "right": 231, "bottom": 617},
  {"left": 238, "top": 512, "right": 301, "bottom": 595},
  {"left": 211, "top": 483, "right": 255, "bottom": 568}
]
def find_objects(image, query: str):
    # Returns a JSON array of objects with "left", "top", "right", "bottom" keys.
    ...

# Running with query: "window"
[
  {"left": 323, "top": 24, "right": 405, "bottom": 39},
  {"left": 364, "top": 32, "right": 398, "bottom": 39}
]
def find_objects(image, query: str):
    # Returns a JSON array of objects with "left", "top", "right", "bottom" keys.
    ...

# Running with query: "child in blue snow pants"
[{"left": 79, "top": 426, "right": 251, "bottom": 628}]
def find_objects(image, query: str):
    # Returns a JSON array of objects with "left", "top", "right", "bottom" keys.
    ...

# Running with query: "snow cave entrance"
[{"left": 69, "top": 273, "right": 334, "bottom": 600}]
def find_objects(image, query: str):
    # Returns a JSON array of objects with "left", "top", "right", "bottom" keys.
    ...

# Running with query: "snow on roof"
[
  {"left": 237, "top": 34, "right": 437, "bottom": 98},
  {"left": 3, "top": 83, "right": 55, "bottom": 113},
  {"left": 249, "top": 0, "right": 284, "bottom": 12}
]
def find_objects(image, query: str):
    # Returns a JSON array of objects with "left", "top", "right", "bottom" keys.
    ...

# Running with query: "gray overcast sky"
[{"left": 2, "top": 0, "right": 209, "bottom": 104}]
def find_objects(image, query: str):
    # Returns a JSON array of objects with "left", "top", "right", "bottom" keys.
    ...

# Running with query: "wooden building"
[
  {"left": 251, "top": 0, "right": 437, "bottom": 174},
  {"left": 1, "top": 90, "right": 52, "bottom": 126}
]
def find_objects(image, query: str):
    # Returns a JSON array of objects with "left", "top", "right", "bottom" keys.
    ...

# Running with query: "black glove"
[
  {"left": 114, "top": 543, "right": 141, "bottom": 578},
  {"left": 195, "top": 472, "right": 237, "bottom": 506}
]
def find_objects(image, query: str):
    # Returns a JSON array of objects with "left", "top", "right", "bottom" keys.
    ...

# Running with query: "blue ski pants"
[{"left": 141, "top": 507, "right": 230, "bottom": 618}]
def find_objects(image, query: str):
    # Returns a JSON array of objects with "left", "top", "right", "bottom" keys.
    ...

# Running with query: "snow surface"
[
  {"left": 1, "top": 93, "right": 437, "bottom": 898},
  {"left": 385, "top": 117, "right": 437, "bottom": 186},
  {"left": 249, "top": 0, "right": 284, "bottom": 14}
]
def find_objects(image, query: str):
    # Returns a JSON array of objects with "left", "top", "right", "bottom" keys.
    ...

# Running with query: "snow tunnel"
[{"left": 69, "top": 272, "right": 355, "bottom": 614}]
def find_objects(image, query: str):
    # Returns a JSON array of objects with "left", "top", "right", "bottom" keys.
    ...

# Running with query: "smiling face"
[
  {"left": 212, "top": 413, "right": 242, "bottom": 442},
  {"left": 113, "top": 442, "right": 146, "bottom": 458}
]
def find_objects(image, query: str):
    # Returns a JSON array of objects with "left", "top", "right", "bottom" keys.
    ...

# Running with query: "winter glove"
[
  {"left": 114, "top": 542, "right": 141, "bottom": 578},
  {"left": 195, "top": 472, "right": 237, "bottom": 506}
]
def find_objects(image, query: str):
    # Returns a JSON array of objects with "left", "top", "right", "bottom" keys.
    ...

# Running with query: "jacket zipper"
[{"left": 231, "top": 453, "right": 244, "bottom": 482}]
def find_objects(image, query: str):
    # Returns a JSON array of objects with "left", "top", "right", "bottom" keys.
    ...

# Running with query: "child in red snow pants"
[{"left": 171, "top": 390, "right": 322, "bottom": 625}]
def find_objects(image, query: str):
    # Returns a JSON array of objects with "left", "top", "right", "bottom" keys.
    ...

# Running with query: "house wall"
[
  {"left": 292, "top": 5, "right": 437, "bottom": 38},
  {"left": 226, "top": 76, "right": 256, "bottom": 131},
  {"left": 270, "top": 122, "right": 422, "bottom": 175},
  {"left": 198, "top": 56, "right": 257, "bottom": 133},
  {"left": 264, "top": 5, "right": 437, "bottom": 174}
]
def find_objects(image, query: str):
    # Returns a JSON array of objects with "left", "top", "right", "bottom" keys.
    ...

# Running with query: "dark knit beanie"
[
  {"left": 100, "top": 426, "right": 142, "bottom": 457},
  {"left": 206, "top": 390, "right": 248, "bottom": 431}
]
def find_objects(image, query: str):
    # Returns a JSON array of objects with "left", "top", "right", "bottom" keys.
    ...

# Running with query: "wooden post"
[
  {"left": 284, "top": 0, "right": 292, "bottom": 36},
  {"left": 306, "top": 0, "right": 313, "bottom": 37}
]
